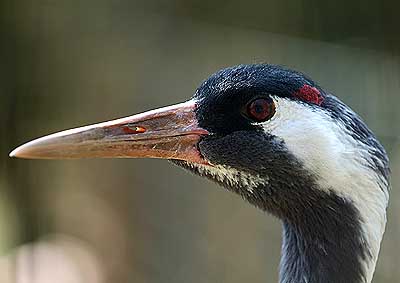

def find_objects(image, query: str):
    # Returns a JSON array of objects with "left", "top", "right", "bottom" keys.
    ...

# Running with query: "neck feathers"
[
  {"left": 266, "top": 95, "right": 390, "bottom": 282},
  {"left": 279, "top": 193, "right": 371, "bottom": 283}
]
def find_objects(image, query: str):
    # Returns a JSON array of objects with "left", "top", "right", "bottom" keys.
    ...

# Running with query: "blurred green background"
[{"left": 1, "top": 1, "right": 400, "bottom": 282}]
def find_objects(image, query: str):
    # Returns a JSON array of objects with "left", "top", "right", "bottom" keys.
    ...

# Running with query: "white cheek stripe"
[{"left": 264, "top": 97, "right": 389, "bottom": 283}]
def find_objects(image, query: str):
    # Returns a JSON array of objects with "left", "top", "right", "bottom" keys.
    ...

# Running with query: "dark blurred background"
[{"left": 1, "top": 1, "right": 399, "bottom": 282}]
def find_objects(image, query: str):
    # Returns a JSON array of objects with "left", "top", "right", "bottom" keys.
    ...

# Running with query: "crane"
[{"left": 10, "top": 64, "right": 390, "bottom": 283}]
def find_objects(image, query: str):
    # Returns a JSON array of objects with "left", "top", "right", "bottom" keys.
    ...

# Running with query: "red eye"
[{"left": 246, "top": 98, "right": 275, "bottom": 122}]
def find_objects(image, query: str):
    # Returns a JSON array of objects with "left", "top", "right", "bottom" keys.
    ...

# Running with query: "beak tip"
[
  {"left": 9, "top": 149, "right": 18, "bottom": 158},
  {"left": 9, "top": 143, "right": 32, "bottom": 159},
  {"left": 9, "top": 146, "right": 23, "bottom": 158}
]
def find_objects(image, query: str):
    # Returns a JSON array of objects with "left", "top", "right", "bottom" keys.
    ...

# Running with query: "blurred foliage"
[{"left": 1, "top": 0, "right": 399, "bottom": 282}]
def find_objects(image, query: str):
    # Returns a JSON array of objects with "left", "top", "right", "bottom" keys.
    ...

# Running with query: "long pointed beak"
[{"left": 9, "top": 100, "right": 210, "bottom": 164}]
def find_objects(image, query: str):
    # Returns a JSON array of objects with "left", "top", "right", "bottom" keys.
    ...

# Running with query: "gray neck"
[{"left": 278, "top": 198, "right": 371, "bottom": 283}]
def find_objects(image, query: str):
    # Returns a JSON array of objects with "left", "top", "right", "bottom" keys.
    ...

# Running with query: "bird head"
[{"left": 10, "top": 64, "right": 389, "bottom": 218}]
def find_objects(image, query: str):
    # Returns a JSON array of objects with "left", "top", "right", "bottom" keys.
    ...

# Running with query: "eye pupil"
[
  {"left": 254, "top": 104, "right": 264, "bottom": 113},
  {"left": 246, "top": 98, "right": 275, "bottom": 122}
]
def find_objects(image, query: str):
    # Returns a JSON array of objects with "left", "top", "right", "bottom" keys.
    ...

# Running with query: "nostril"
[{"left": 122, "top": 126, "right": 146, "bottom": 134}]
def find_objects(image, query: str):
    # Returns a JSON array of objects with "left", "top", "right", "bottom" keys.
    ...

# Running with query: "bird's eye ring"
[{"left": 245, "top": 97, "right": 276, "bottom": 122}]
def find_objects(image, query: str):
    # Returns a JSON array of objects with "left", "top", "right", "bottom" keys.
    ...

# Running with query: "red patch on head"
[{"left": 293, "top": 84, "right": 324, "bottom": 105}]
